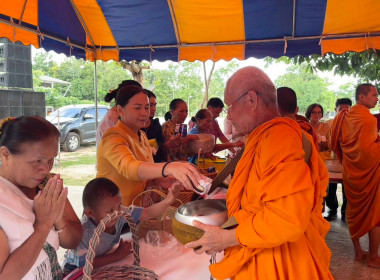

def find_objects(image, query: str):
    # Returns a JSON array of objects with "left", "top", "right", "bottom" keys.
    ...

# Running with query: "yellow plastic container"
[{"left": 196, "top": 157, "right": 228, "bottom": 173}]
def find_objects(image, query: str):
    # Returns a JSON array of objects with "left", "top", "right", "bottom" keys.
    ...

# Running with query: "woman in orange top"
[{"left": 97, "top": 86, "right": 202, "bottom": 206}]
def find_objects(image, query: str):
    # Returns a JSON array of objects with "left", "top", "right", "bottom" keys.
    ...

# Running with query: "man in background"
[
  {"left": 331, "top": 84, "right": 379, "bottom": 267},
  {"left": 324, "top": 98, "right": 352, "bottom": 222}
]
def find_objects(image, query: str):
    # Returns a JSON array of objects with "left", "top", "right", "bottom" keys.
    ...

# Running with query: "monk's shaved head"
[
  {"left": 277, "top": 87, "right": 298, "bottom": 116},
  {"left": 225, "top": 66, "right": 277, "bottom": 108},
  {"left": 224, "top": 67, "right": 279, "bottom": 134}
]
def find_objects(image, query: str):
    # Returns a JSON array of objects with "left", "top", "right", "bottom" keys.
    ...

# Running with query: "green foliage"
[
  {"left": 267, "top": 50, "right": 380, "bottom": 87},
  {"left": 274, "top": 64, "right": 336, "bottom": 113},
  {"left": 33, "top": 53, "right": 131, "bottom": 109},
  {"left": 33, "top": 50, "right": 239, "bottom": 116}
]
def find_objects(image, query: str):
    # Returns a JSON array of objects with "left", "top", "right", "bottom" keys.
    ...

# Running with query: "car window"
[
  {"left": 86, "top": 108, "right": 96, "bottom": 117},
  {"left": 49, "top": 107, "right": 83, "bottom": 118}
]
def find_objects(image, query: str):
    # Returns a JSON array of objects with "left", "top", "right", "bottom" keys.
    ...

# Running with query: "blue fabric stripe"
[
  {"left": 245, "top": 39, "right": 321, "bottom": 59},
  {"left": 119, "top": 47, "right": 178, "bottom": 62},
  {"left": 41, "top": 37, "right": 86, "bottom": 59},
  {"left": 243, "top": 0, "right": 293, "bottom": 40},
  {"left": 296, "top": 0, "right": 327, "bottom": 36},
  {"left": 97, "top": 0, "right": 177, "bottom": 47},
  {"left": 39, "top": 0, "right": 86, "bottom": 46}
]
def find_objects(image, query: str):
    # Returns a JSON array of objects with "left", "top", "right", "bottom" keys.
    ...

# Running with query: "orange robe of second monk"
[
  {"left": 331, "top": 104, "right": 380, "bottom": 239},
  {"left": 210, "top": 118, "right": 332, "bottom": 280}
]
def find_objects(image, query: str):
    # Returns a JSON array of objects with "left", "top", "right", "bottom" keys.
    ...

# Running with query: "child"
[{"left": 63, "top": 177, "right": 180, "bottom": 273}]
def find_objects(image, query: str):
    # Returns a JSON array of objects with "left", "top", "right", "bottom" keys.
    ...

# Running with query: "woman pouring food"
[{"left": 96, "top": 85, "right": 204, "bottom": 206}]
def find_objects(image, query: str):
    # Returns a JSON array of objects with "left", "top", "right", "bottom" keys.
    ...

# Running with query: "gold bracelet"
[{"left": 55, "top": 219, "right": 68, "bottom": 234}]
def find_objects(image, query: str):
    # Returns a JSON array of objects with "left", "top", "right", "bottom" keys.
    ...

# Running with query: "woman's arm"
[
  {"left": 54, "top": 198, "right": 83, "bottom": 249},
  {"left": 0, "top": 177, "right": 67, "bottom": 280},
  {"left": 137, "top": 161, "right": 202, "bottom": 191},
  {"left": 0, "top": 224, "right": 53, "bottom": 280}
]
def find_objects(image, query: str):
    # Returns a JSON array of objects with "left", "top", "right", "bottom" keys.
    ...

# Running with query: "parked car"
[{"left": 47, "top": 104, "right": 109, "bottom": 152}]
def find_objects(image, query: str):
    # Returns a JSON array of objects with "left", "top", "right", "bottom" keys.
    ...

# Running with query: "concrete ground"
[{"left": 62, "top": 185, "right": 380, "bottom": 279}]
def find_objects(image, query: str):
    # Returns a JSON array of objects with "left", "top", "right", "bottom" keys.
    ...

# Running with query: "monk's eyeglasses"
[
  {"left": 227, "top": 90, "right": 262, "bottom": 114},
  {"left": 226, "top": 91, "right": 249, "bottom": 115}
]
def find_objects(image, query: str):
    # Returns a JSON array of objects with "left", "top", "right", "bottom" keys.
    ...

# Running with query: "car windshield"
[{"left": 49, "top": 107, "right": 84, "bottom": 118}]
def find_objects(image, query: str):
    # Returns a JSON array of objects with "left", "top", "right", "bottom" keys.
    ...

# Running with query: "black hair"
[
  {"left": 305, "top": 103, "right": 324, "bottom": 120},
  {"left": 169, "top": 98, "right": 186, "bottom": 111},
  {"left": 116, "top": 85, "right": 147, "bottom": 107},
  {"left": 145, "top": 89, "right": 156, "bottom": 99},
  {"left": 191, "top": 109, "right": 212, "bottom": 123},
  {"left": 82, "top": 178, "right": 120, "bottom": 210},
  {"left": 0, "top": 116, "right": 60, "bottom": 155},
  {"left": 104, "top": 80, "right": 142, "bottom": 103},
  {"left": 277, "top": 87, "right": 297, "bottom": 114},
  {"left": 335, "top": 98, "right": 352, "bottom": 108},
  {"left": 164, "top": 111, "right": 172, "bottom": 121},
  {"left": 355, "top": 83, "right": 375, "bottom": 101},
  {"left": 207, "top": 97, "right": 224, "bottom": 108}
]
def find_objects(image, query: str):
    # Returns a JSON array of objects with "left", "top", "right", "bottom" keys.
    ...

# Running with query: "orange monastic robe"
[
  {"left": 210, "top": 118, "right": 332, "bottom": 280},
  {"left": 331, "top": 105, "right": 380, "bottom": 239}
]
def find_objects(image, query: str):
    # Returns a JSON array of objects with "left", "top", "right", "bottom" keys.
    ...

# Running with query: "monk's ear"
[
  {"left": 295, "top": 106, "right": 299, "bottom": 114},
  {"left": 0, "top": 147, "right": 11, "bottom": 166},
  {"left": 247, "top": 90, "right": 258, "bottom": 111}
]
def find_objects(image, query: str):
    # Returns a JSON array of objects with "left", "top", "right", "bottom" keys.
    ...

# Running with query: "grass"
[
  {"left": 57, "top": 154, "right": 97, "bottom": 168},
  {"left": 51, "top": 146, "right": 97, "bottom": 187}
]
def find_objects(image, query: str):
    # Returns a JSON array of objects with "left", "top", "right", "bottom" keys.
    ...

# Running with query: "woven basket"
[
  {"left": 197, "top": 149, "right": 218, "bottom": 179},
  {"left": 157, "top": 187, "right": 193, "bottom": 208},
  {"left": 82, "top": 206, "right": 158, "bottom": 280},
  {"left": 132, "top": 189, "right": 182, "bottom": 238}
]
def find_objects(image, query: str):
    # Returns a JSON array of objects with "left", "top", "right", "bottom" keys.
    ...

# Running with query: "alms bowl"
[{"left": 172, "top": 199, "right": 227, "bottom": 245}]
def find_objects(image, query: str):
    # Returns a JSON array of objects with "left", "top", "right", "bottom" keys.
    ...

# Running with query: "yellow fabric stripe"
[
  {"left": 322, "top": 37, "right": 380, "bottom": 55},
  {"left": 72, "top": 0, "right": 116, "bottom": 46},
  {"left": 86, "top": 49, "right": 119, "bottom": 62},
  {"left": 179, "top": 44, "right": 244, "bottom": 62},
  {"left": 170, "top": 0, "right": 245, "bottom": 43},
  {"left": 0, "top": 0, "right": 38, "bottom": 47},
  {"left": 323, "top": 0, "right": 380, "bottom": 34}
]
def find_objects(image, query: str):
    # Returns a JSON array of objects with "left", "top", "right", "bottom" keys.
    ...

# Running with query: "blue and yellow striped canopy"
[{"left": 1, "top": 0, "right": 379, "bottom": 62}]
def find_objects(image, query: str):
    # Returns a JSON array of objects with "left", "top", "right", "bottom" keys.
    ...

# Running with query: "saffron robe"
[
  {"left": 210, "top": 118, "right": 332, "bottom": 280},
  {"left": 331, "top": 105, "right": 380, "bottom": 239}
]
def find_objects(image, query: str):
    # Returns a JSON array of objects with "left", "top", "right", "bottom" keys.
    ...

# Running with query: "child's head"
[{"left": 83, "top": 178, "right": 122, "bottom": 227}]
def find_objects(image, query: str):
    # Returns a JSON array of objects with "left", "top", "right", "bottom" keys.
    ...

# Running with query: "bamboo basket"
[
  {"left": 82, "top": 206, "right": 158, "bottom": 280},
  {"left": 157, "top": 187, "right": 193, "bottom": 208},
  {"left": 132, "top": 189, "right": 182, "bottom": 238},
  {"left": 197, "top": 149, "right": 218, "bottom": 179}
]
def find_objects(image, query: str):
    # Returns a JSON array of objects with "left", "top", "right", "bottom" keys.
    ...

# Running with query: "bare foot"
[
  {"left": 367, "top": 255, "right": 380, "bottom": 268},
  {"left": 354, "top": 250, "right": 368, "bottom": 261}
]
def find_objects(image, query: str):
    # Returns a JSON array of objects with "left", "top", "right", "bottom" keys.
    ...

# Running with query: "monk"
[
  {"left": 331, "top": 83, "right": 380, "bottom": 268},
  {"left": 186, "top": 67, "right": 332, "bottom": 279},
  {"left": 277, "top": 86, "right": 318, "bottom": 147}
]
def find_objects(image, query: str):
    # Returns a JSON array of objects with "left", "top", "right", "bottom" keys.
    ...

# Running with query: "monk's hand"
[
  {"left": 164, "top": 162, "right": 202, "bottom": 191},
  {"left": 34, "top": 174, "right": 68, "bottom": 231},
  {"left": 185, "top": 221, "right": 237, "bottom": 255}
]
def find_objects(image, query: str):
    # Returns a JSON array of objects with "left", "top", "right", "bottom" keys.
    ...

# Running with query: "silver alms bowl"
[{"left": 174, "top": 199, "right": 228, "bottom": 226}]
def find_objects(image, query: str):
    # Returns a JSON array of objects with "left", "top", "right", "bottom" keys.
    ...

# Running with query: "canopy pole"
[
  {"left": 292, "top": 0, "right": 297, "bottom": 37},
  {"left": 94, "top": 54, "right": 98, "bottom": 133}
]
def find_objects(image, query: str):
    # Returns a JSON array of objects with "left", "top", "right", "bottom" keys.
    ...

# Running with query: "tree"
[
  {"left": 267, "top": 50, "right": 380, "bottom": 87},
  {"left": 274, "top": 64, "right": 336, "bottom": 113},
  {"left": 119, "top": 60, "right": 150, "bottom": 85}
]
